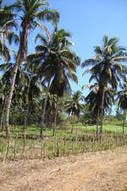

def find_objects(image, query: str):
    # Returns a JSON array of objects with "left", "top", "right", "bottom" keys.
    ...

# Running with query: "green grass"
[
  {"left": 0, "top": 120, "right": 127, "bottom": 161},
  {"left": 5, "top": 120, "right": 127, "bottom": 138}
]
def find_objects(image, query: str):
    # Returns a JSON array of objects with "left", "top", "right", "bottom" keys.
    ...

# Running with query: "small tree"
[{"left": 65, "top": 91, "right": 84, "bottom": 133}]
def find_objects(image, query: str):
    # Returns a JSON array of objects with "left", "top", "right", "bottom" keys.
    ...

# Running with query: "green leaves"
[
  {"left": 29, "top": 27, "right": 79, "bottom": 99},
  {"left": 82, "top": 35, "right": 127, "bottom": 119},
  {"left": 82, "top": 35, "right": 127, "bottom": 90},
  {"left": 85, "top": 82, "right": 114, "bottom": 117},
  {"left": 37, "top": 9, "right": 59, "bottom": 24},
  {"left": 65, "top": 90, "right": 84, "bottom": 118}
]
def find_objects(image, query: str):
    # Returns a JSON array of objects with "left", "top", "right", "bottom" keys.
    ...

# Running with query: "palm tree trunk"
[
  {"left": 96, "top": 109, "right": 99, "bottom": 137},
  {"left": 3, "top": 21, "right": 29, "bottom": 139},
  {"left": 4, "top": 61, "right": 19, "bottom": 138},
  {"left": 40, "top": 82, "right": 50, "bottom": 139},
  {"left": 23, "top": 109, "right": 27, "bottom": 134},
  {"left": 0, "top": 104, "right": 5, "bottom": 131},
  {"left": 53, "top": 96, "right": 58, "bottom": 137},
  {"left": 100, "top": 87, "right": 105, "bottom": 135},
  {"left": 71, "top": 114, "right": 75, "bottom": 134},
  {"left": 122, "top": 110, "right": 126, "bottom": 134}
]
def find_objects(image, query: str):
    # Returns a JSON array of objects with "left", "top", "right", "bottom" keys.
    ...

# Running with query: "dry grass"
[
  {"left": 0, "top": 124, "right": 127, "bottom": 190},
  {"left": 0, "top": 147, "right": 127, "bottom": 191}
]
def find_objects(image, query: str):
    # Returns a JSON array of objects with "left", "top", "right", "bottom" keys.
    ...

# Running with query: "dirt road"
[{"left": 0, "top": 147, "right": 127, "bottom": 191}]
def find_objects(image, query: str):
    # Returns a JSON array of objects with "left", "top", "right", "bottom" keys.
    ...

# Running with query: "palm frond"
[{"left": 37, "top": 9, "right": 59, "bottom": 24}]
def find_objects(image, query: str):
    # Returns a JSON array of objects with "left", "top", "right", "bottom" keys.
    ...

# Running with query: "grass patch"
[{"left": 0, "top": 121, "right": 127, "bottom": 161}]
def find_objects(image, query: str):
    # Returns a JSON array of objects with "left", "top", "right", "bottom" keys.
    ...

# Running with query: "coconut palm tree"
[
  {"left": 65, "top": 90, "right": 84, "bottom": 133},
  {"left": 82, "top": 36, "right": 127, "bottom": 135},
  {"left": 65, "top": 90, "right": 84, "bottom": 119},
  {"left": 46, "top": 31, "right": 80, "bottom": 136},
  {"left": 28, "top": 27, "right": 80, "bottom": 137},
  {"left": 117, "top": 80, "right": 127, "bottom": 134},
  {"left": 85, "top": 82, "right": 114, "bottom": 136},
  {"left": 3, "top": 0, "right": 59, "bottom": 138}
]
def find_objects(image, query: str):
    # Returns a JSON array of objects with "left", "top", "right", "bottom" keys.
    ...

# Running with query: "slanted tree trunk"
[
  {"left": 40, "top": 82, "right": 50, "bottom": 139},
  {"left": 0, "top": 102, "right": 5, "bottom": 131},
  {"left": 4, "top": 57, "right": 20, "bottom": 138},
  {"left": 100, "top": 87, "right": 105, "bottom": 135},
  {"left": 122, "top": 110, "right": 126, "bottom": 134},
  {"left": 53, "top": 96, "right": 58, "bottom": 137},
  {"left": 2, "top": 20, "right": 29, "bottom": 139}
]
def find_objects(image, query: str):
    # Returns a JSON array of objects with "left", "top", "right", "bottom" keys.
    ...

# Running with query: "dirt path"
[{"left": 0, "top": 147, "right": 127, "bottom": 191}]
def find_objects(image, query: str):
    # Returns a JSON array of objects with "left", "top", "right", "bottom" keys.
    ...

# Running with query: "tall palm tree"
[
  {"left": 28, "top": 28, "right": 80, "bottom": 137},
  {"left": 3, "top": 0, "right": 59, "bottom": 138},
  {"left": 46, "top": 30, "right": 80, "bottom": 136},
  {"left": 82, "top": 36, "right": 127, "bottom": 135},
  {"left": 117, "top": 80, "right": 127, "bottom": 134}
]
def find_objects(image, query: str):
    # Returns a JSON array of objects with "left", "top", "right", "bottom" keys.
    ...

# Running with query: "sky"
[{"left": 3, "top": 0, "right": 127, "bottom": 95}]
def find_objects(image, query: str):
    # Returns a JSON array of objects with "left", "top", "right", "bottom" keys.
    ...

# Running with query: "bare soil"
[{"left": 0, "top": 147, "right": 127, "bottom": 191}]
